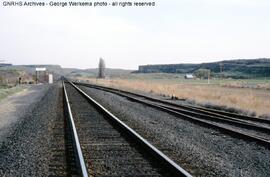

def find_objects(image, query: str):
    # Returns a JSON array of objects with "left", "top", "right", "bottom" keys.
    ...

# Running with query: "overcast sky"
[{"left": 1, "top": 0, "right": 270, "bottom": 69}]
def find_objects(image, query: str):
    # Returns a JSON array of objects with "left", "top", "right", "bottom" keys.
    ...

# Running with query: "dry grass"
[
  {"left": 76, "top": 77, "right": 270, "bottom": 117},
  {"left": 0, "top": 86, "right": 24, "bottom": 101}
]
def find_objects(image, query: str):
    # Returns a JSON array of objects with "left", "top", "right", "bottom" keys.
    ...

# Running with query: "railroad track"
[
  {"left": 62, "top": 81, "right": 192, "bottom": 177},
  {"left": 63, "top": 82, "right": 89, "bottom": 176},
  {"left": 74, "top": 82, "right": 270, "bottom": 148}
]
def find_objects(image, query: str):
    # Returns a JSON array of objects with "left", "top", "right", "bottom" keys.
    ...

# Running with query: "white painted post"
[{"left": 49, "top": 74, "right": 53, "bottom": 84}]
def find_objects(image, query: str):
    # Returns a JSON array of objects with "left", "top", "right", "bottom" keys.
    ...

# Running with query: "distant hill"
[
  {"left": 66, "top": 68, "right": 134, "bottom": 78},
  {"left": 0, "top": 64, "right": 64, "bottom": 74},
  {"left": 138, "top": 58, "right": 270, "bottom": 78},
  {"left": 0, "top": 63, "right": 12, "bottom": 67},
  {"left": 0, "top": 65, "right": 68, "bottom": 84},
  {"left": 0, "top": 65, "right": 134, "bottom": 78}
]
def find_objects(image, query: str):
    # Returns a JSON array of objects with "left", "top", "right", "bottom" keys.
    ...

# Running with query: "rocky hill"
[{"left": 138, "top": 58, "right": 270, "bottom": 78}]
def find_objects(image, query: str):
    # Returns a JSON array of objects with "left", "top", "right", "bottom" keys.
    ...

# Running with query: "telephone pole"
[
  {"left": 219, "top": 63, "right": 223, "bottom": 85},
  {"left": 208, "top": 69, "right": 211, "bottom": 84}
]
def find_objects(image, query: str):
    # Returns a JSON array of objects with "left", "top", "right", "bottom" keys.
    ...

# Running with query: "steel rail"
[
  {"left": 67, "top": 81, "right": 193, "bottom": 177},
  {"left": 81, "top": 83, "right": 270, "bottom": 133},
  {"left": 157, "top": 103, "right": 270, "bottom": 134},
  {"left": 75, "top": 83, "right": 270, "bottom": 133},
  {"left": 113, "top": 91, "right": 270, "bottom": 146},
  {"left": 74, "top": 82, "right": 270, "bottom": 148},
  {"left": 76, "top": 82, "right": 270, "bottom": 126},
  {"left": 63, "top": 82, "right": 89, "bottom": 177}
]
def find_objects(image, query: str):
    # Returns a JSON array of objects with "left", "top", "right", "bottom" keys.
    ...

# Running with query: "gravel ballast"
[
  {"left": 0, "top": 83, "right": 67, "bottom": 176},
  {"left": 0, "top": 85, "right": 49, "bottom": 143},
  {"left": 65, "top": 83, "right": 175, "bottom": 177},
  {"left": 80, "top": 85, "right": 270, "bottom": 177}
]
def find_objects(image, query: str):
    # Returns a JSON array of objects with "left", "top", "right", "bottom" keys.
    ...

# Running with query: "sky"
[{"left": 1, "top": 0, "right": 270, "bottom": 69}]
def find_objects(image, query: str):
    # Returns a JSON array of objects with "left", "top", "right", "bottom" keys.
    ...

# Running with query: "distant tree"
[
  {"left": 98, "top": 58, "right": 105, "bottom": 78},
  {"left": 194, "top": 69, "right": 210, "bottom": 79}
]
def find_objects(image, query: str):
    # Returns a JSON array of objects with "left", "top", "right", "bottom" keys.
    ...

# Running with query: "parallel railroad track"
[
  {"left": 74, "top": 82, "right": 270, "bottom": 148},
  {"left": 63, "top": 81, "right": 192, "bottom": 177}
]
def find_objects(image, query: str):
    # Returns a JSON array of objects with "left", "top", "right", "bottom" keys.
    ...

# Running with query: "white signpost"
[
  {"left": 49, "top": 74, "right": 53, "bottom": 84},
  {"left": 36, "top": 68, "right": 46, "bottom": 71}
]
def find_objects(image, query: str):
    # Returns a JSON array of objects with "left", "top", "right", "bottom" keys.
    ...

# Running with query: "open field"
[
  {"left": 0, "top": 86, "right": 25, "bottom": 101},
  {"left": 73, "top": 73, "right": 270, "bottom": 117}
]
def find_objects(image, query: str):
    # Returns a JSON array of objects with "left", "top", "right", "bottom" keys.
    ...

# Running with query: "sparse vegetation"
[
  {"left": 0, "top": 86, "right": 24, "bottom": 101},
  {"left": 74, "top": 74, "right": 270, "bottom": 117}
]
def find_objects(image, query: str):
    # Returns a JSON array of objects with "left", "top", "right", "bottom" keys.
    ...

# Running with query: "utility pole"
[
  {"left": 264, "top": 66, "right": 267, "bottom": 81},
  {"left": 0, "top": 60, "right": 5, "bottom": 85},
  {"left": 36, "top": 70, "right": 38, "bottom": 84},
  {"left": 219, "top": 63, "right": 223, "bottom": 85},
  {"left": 208, "top": 69, "right": 210, "bottom": 84}
]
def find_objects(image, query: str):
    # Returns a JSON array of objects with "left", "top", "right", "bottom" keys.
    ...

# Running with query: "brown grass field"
[{"left": 75, "top": 75, "right": 270, "bottom": 118}]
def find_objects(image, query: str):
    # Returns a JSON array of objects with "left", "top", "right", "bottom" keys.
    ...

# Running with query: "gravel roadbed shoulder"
[
  {"left": 0, "top": 83, "right": 66, "bottom": 176},
  {"left": 0, "top": 85, "right": 50, "bottom": 143}
]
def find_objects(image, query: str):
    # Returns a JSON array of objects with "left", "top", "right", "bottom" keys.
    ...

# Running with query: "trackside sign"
[{"left": 36, "top": 68, "right": 46, "bottom": 71}]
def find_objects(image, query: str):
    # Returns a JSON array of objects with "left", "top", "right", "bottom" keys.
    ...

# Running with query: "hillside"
[
  {"left": 0, "top": 65, "right": 134, "bottom": 85},
  {"left": 0, "top": 65, "right": 66, "bottom": 85},
  {"left": 66, "top": 68, "right": 134, "bottom": 78},
  {"left": 138, "top": 58, "right": 270, "bottom": 78},
  {"left": 0, "top": 65, "right": 65, "bottom": 75}
]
